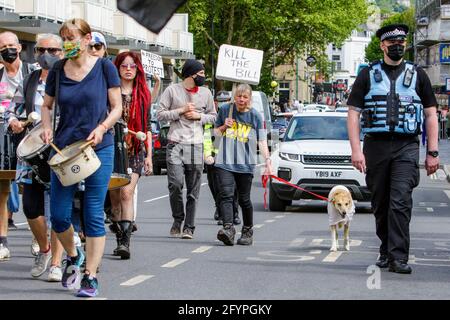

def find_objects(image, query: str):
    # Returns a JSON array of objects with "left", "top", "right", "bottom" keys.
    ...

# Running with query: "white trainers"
[
  {"left": 48, "top": 265, "right": 63, "bottom": 282},
  {"left": 31, "top": 250, "right": 52, "bottom": 278},
  {"left": 31, "top": 238, "right": 40, "bottom": 257},
  {"left": 0, "top": 244, "right": 10, "bottom": 261},
  {"left": 73, "top": 233, "right": 82, "bottom": 248}
]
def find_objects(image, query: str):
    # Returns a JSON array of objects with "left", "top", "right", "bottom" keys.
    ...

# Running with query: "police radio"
[
  {"left": 374, "top": 69, "right": 383, "bottom": 83},
  {"left": 403, "top": 68, "right": 414, "bottom": 87}
]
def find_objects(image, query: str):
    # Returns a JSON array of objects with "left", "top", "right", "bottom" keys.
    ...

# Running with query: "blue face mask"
[{"left": 36, "top": 52, "right": 60, "bottom": 70}]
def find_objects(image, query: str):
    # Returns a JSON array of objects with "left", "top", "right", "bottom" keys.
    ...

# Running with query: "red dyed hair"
[{"left": 114, "top": 51, "right": 151, "bottom": 154}]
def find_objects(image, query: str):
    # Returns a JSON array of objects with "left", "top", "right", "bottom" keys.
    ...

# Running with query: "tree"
[
  {"left": 179, "top": 0, "right": 369, "bottom": 94},
  {"left": 365, "top": 7, "right": 416, "bottom": 62}
]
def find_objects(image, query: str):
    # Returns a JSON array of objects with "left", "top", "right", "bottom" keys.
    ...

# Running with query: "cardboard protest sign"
[
  {"left": 216, "top": 44, "right": 264, "bottom": 85},
  {"left": 141, "top": 50, "right": 165, "bottom": 78}
]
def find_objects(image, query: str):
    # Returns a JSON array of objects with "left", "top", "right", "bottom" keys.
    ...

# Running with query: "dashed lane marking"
[
  {"left": 87, "top": 297, "right": 108, "bottom": 300},
  {"left": 289, "top": 238, "right": 305, "bottom": 247},
  {"left": 274, "top": 215, "right": 285, "bottom": 219},
  {"left": 120, "top": 275, "right": 154, "bottom": 286},
  {"left": 322, "top": 251, "right": 343, "bottom": 263},
  {"left": 192, "top": 246, "right": 213, "bottom": 253},
  {"left": 253, "top": 224, "right": 264, "bottom": 229},
  {"left": 310, "top": 250, "right": 322, "bottom": 255},
  {"left": 264, "top": 219, "right": 276, "bottom": 223},
  {"left": 144, "top": 184, "right": 208, "bottom": 203},
  {"left": 311, "top": 239, "right": 324, "bottom": 246},
  {"left": 15, "top": 222, "right": 29, "bottom": 227},
  {"left": 161, "top": 258, "right": 189, "bottom": 268},
  {"left": 427, "top": 207, "right": 434, "bottom": 212}
]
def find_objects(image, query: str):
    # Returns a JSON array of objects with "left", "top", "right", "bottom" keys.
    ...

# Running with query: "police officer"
[{"left": 347, "top": 24, "right": 440, "bottom": 274}]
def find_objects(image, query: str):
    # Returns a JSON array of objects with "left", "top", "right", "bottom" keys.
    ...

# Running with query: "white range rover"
[{"left": 269, "top": 112, "right": 371, "bottom": 211}]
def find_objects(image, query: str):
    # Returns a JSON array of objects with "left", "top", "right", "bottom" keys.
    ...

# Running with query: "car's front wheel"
[{"left": 269, "top": 181, "right": 292, "bottom": 212}]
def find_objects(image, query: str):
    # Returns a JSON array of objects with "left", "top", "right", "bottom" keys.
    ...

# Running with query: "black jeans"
[
  {"left": 363, "top": 135, "right": 420, "bottom": 262},
  {"left": 216, "top": 167, "right": 253, "bottom": 227},
  {"left": 166, "top": 143, "right": 203, "bottom": 231},
  {"left": 206, "top": 164, "right": 238, "bottom": 218}
]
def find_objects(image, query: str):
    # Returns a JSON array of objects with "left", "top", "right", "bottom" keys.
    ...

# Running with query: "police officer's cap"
[{"left": 376, "top": 24, "right": 409, "bottom": 41}]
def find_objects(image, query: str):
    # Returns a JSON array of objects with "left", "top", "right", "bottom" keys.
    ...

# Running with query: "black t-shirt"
[{"left": 347, "top": 60, "right": 437, "bottom": 110}]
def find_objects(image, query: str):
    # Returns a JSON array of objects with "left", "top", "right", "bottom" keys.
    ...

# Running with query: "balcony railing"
[
  {"left": 0, "top": 0, "right": 15, "bottom": 10},
  {"left": 172, "top": 31, "right": 193, "bottom": 53},
  {"left": 72, "top": 0, "right": 114, "bottom": 34},
  {"left": 114, "top": 12, "right": 147, "bottom": 42},
  {"left": 147, "top": 28, "right": 173, "bottom": 49},
  {"left": 15, "top": 0, "right": 71, "bottom": 22}
]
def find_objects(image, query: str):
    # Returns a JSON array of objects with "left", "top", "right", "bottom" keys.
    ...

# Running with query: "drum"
[
  {"left": 48, "top": 140, "right": 101, "bottom": 187},
  {"left": 109, "top": 121, "right": 131, "bottom": 190},
  {"left": 16, "top": 122, "right": 51, "bottom": 184}
]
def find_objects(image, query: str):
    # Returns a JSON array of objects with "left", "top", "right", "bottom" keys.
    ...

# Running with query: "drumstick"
[
  {"left": 78, "top": 140, "right": 95, "bottom": 150},
  {"left": 127, "top": 129, "right": 147, "bottom": 142},
  {"left": 50, "top": 143, "right": 65, "bottom": 158}
]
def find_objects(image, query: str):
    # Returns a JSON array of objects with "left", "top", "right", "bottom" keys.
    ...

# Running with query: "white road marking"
[
  {"left": 289, "top": 238, "right": 305, "bottom": 247},
  {"left": 120, "top": 275, "right": 154, "bottom": 286},
  {"left": 310, "top": 250, "right": 322, "bottom": 255},
  {"left": 322, "top": 251, "right": 343, "bottom": 262},
  {"left": 427, "top": 207, "right": 434, "bottom": 212},
  {"left": 87, "top": 297, "right": 108, "bottom": 300},
  {"left": 144, "top": 195, "right": 169, "bottom": 203},
  {"left": 14, "top": 222, "right": 29, "bottom": 227},
  {"left": 192, "top": 246, "right": 213, "bottom": 253},
  {"left": 350, "top": 240, "right": 362, "bottom": 247},
  {"left": 445, "top": 190, "right": 450, "bottom": 201},
  {"left": 144, "top": 184, "right": 208, "bottom": 202},
  {"left": 264, "top": 219, "right": 276, "bottom": 223},
  {"left": 253, "top": 224, "right": 264, "bottom": 229},
  {"left": 274, "top": 215, "right": 285, "bottom": 219},
  {"left": 161, "top": 258, "right": 189, "bottom": 268},
  {"left": 311, "top": 239, "right": 324, "bottom": 246}
]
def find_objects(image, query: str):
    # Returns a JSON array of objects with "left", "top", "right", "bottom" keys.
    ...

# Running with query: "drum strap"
[
  {"left": 52, "top": 59, "right": 68, "bottom": 134},
  {"left": 22, "top": 69, "right": 42, "bottom": 116}
]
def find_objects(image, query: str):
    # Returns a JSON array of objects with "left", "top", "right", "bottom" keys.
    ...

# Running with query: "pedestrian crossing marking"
[
  {"left": 192, "top": 246, "right": 213, "bottom": 253},
  {"left": 120, "top": 275, "right": 154, "bottom": 286},
  {"left": 322, "top": 251, "right": 343, "bottom": 262},
  {"left": 161, "top": 258, "right": 189, "bottom": 268}
]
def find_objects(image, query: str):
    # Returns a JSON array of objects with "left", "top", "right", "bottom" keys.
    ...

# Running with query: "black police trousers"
[{"left": 363, "top": 134, "right": 420, "bottom": 262}]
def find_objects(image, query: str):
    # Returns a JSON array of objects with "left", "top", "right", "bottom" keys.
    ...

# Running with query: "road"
[{"left": 1, "top": 167, "right": 450, "bottom": 300}]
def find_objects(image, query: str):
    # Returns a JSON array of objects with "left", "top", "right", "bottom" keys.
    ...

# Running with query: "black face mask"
[
  {"left": 193, "top": 75, "right": 205, "bottom": 87},
  {"left": 1, "top": 47, "right": 19, "bottom": 64},
  {"left": 387, "top": 44, "right": 405, "bottom": 61},
  {"left": 36, "top": 52, "right": 60, "bottom": 70}
]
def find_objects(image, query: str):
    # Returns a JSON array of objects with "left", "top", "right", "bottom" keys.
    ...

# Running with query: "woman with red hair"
[{"left": 110, "top": 51, "right": 153, "bottom": 259}]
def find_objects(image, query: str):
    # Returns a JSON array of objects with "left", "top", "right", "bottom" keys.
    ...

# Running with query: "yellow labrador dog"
[{"left": 327, "top": 186, "right": 355, "bottom": 252}]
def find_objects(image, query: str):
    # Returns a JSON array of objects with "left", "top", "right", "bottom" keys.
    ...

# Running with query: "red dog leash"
[{"left": 262, "top": 175, "right": 330, "bottom": 210}]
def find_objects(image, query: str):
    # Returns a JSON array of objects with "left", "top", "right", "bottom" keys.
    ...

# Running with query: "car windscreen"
[{"left": 285, "top": 116, "right": 351, "bottom": 141}]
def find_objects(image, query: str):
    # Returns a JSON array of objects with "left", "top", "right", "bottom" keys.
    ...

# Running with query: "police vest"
[{"left": 361, "top": 61, "right": 423, "bottom": 135}]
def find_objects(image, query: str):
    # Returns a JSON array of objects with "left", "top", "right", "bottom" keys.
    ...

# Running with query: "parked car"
[
  {"left": 304, "top": 104, "right": 333, "bottom": 112},
  {"left": 269, "top": 112, "right": 370, "bottom": 211},
  {"left": 152, "top": 124, "right": 170, "bottom": 175}
]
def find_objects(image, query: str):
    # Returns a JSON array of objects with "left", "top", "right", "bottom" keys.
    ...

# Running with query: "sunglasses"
[
  {"left": 89, "top": 43, "right": 104, "bottom": 51},
  {"left": 34, "top": 47, "right": 62, "bottom": 55},
  {"left": 120, "top": 63, "right": 137, "bottom": 69}
]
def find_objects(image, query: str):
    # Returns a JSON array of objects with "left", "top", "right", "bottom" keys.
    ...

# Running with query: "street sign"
[
  {"left": 140, "top": 50, "right": 165, "bottom": 78},
  {"left": 306, "top": 56, "right": 316, "bottom": 67},
  {"left": 216, "top": 44, "right": 264, "bottom": 85}
]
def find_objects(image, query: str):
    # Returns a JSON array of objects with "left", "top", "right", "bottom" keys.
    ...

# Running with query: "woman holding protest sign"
[{"left": 109, "top": 51, "right": 154, "bottom": 260}]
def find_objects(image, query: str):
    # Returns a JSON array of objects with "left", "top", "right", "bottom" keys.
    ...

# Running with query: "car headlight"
[{"left": 279, "top": 152, "right": 301, "bottom": 162}]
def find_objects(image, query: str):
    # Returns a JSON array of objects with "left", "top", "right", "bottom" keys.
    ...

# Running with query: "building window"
[
  {"left": 332, "top": 55, "right": 340, "bottom": 61},
  {"left": 279, "top": 82, "right": 290, "bottom": 89},
  {"left": 336, "top": 62, "right": 342, "bottom": 71}
]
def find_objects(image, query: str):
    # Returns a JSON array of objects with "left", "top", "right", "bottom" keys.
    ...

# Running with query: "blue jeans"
[
  {"left": 7, "top": 181, "right": 19, "bottom": 213},
  {"left": 50, "top": 145, "right": 113, "bottom": 237}
]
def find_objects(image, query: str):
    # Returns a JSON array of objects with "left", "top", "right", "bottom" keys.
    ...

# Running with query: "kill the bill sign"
[{"left": 216, "top": 44, "right": 264, "bottom": 85}]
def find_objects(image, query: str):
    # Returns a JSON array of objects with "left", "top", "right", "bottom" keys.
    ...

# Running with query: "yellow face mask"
[{"left": 63, "top": 41, "right": 81, "bottom": 59}]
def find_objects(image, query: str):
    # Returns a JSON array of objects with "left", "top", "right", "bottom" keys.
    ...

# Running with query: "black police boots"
[
  {"left": 389, "top": 260, "right": 412, "bottom": 274},
  {"left": 375, "top": 254, "right": 389, "bottom": 268}
]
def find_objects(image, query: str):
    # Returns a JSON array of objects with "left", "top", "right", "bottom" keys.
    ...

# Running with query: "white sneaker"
[
  {"left": 48, "top": 265, "right": 63, "bottom": 282},
  {"left": 0, "top": 244, "right": 10, "bottom": 261},
  {"left": 73, "top": 233, "right": 81, "bottom": 248},
  {"left": 31, "top": 250, "right": 52, "bottom": 278},
  {"left": 31, "top": 238, "right": 40, "bottom": 257}
]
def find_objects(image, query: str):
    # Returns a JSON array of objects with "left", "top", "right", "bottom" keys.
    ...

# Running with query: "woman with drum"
[
  {"left": 108, "top": 52, "right": 153, "bottom": 260},
  {"left": 9, "top": 33, "right": 65, "bottom": 281},
  {"left": 40, "top": 18, "right": 122, "bottom": 298}
]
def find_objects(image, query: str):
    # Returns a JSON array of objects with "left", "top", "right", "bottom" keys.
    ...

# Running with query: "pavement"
[
  {"left": 420, "top": 138, "right": 450, "bottom": 183},
  {"left": 1, "top": 165, "right": 450, "bottom": 300}
]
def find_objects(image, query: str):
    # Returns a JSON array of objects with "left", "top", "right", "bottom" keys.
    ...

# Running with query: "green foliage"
[
  {"left": 375, "top": 0, "right": 409, "bottom": 14},
  {"left": 365, "top": 7, "right": 416, "bottom": 62},
  {"left": 179, "top": 0, "right": 369, "bottom": 95}
]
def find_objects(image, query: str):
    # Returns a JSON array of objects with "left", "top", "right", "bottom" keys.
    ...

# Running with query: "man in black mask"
[
  {"left": 347, "top": 24, "right": 439, "bottom": 274},
  {"left": 157, "top": 59, "right": 216, "bottom": 239},
  {"left": 0, "top": 31, "right": 35, "bottom": 262}
]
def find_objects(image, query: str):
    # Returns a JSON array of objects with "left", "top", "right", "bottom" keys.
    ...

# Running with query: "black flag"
[{"left": 117, "top": 0, "right": 187, "bottom": 34}]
